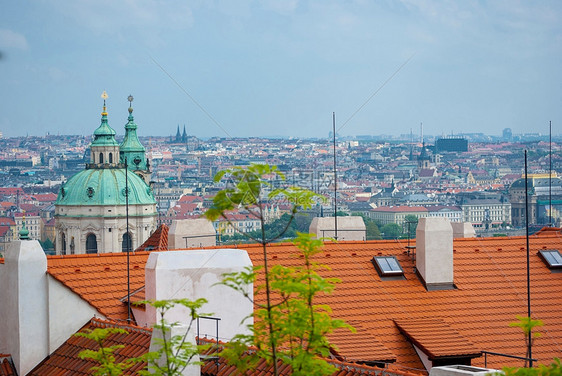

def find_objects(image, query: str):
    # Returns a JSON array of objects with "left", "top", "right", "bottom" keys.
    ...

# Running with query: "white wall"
[
  {"left": 47, "top": 275, "right": 100, "bottom": 353},
  {"left": 2, "top": 240, "right": 49, "bottom": 376},
  {"left": 143, "top": 249, "right": 253, "bottom": 341}
]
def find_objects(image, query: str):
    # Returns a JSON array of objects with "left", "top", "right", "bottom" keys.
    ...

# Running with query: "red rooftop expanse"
[{"left": 42, "top": 230, "right": 562, "bottom": 371}]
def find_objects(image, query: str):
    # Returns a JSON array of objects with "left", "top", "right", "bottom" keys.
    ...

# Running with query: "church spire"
[
  {"left": 90, "top": 91, "right": 120, "bottom": 167},
  {"left": 119, "top": 94, "right": 149, "bottom": 182}
]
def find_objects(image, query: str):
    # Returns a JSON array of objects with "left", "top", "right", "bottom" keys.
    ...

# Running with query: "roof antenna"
[
  {"left": 524, "top": 150, "right": 533, "bottom": 367},
  {"left": 549, "top": 121, "right": 552, "bottom": 226},
  {"left": 125, "top": 156, "right": 131, "bottom": 323},
  {"left": 332, "top": 112, "right": 338, "bottom": 240}
]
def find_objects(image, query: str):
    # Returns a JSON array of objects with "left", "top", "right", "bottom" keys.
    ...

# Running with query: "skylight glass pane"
[
  {"left": 372, "top": 256, "right": 404, "bottom": 277},
  {"left": 539, "top": 250, "right": 562, "bottom": 269}
]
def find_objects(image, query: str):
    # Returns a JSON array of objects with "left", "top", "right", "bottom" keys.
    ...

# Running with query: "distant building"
[
  {"left": 457, "top": 192, "right": 511, "bottom": 229},
  {"left": 435, "top": 137, "right": 468, "bottom": 153},
  {"left": 54, "top": 94, "right": 157, "bottom": 254},
  {"left": 509, "top": 174, "right": 562, "bottom": 227}
]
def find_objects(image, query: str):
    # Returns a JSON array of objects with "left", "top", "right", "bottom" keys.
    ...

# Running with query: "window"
[
  {"left": 538, "top": 250, "right": 562, "bottom": 270},
  {"left": 99, "top": 153, "right": 104, "bottom": 164},
  {"left": 122, "top": 232, "right": 132, "bottom": 252},
  {"left": 372, "top": 256, "right": 404, "bottom": 278},
  {"left": 109, "top": 152, "right": 113, "bottom": 163},
  {"left": 86, "top": 233, "right": 98, "bottom": 254}
]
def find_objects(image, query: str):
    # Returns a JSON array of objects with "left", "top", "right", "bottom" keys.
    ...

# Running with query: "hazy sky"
[{"left": 1, "top": 1, "right": 561, "bottom": 139}]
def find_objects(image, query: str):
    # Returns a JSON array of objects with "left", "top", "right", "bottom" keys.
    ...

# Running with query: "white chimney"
[
  {"left": 0, "top": 239, "right": 49, "bottom": 375},
  {"left": 169, "top": 218, "right": 217, "bottom": 249},
  {"left": 451, "top": 222, "right": 476, "bottom": 238},
  {"left": 416, "top": 217, "right": 454, "bottom": 290},
  {"left": 143, "top": 249, "right": 253, "bottom": 341}
]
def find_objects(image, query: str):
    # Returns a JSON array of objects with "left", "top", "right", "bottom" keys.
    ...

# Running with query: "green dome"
[
  {"left": 91, "top": 112, "right": 119, "bottom": 147},
  {"left": 56, "top": 168, "right": 156, "bottom": 206}
]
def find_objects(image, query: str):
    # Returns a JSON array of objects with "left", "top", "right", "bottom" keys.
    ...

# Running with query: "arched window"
[
  {"left": 99, "top": 153, "right": 104, "bottom": 164},
  {"left": 122, "top": 232, "right": 132, "bottom": 252},
  {"left": 86, "top": 233, "right": 98, "bottom": 254},
  {"left": 109, "top": 152, "right": 113, "bottom": 163},
  {"left": 61, "top": 232, "right": 66, "bottom": 254}
]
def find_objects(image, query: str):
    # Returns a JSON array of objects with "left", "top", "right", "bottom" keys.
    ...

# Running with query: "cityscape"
[
  {"left": 2, "top": 1, "right": 562, "bottom": 375},
  {"left": 0, "top": 113, "right": 560, "bottom": 255}
]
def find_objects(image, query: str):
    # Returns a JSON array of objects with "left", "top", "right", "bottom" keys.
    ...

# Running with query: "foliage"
[
  {"left": 75, "top": 327, "right": 137, "bottom": 376},
  {"left": 138, "top": 298, "right": 209, "bottom": 376},
  {"left": 205, "top": 164, "right": 347, "bottom": 376},
  {"left": 403, "top": 215, "right": 418, "bottom": 239},
  {"left": 220, "top": 232, "right": 354, "bottom": 376},
  {"left": 358, "top": 215, "right": 382, "bottom": 240},
  {"left": 381, "top": 222, "right": 402, "bottom": 239},
  {"left": 500, "top": 358, "right": 562, "bottom": 376},
  {"left": 509, "top": 315, "right": 544, "bottom": 368}
]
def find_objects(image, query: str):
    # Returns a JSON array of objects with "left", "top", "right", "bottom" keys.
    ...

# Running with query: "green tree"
[
  {"left": 204, "top": 164, "right": 351, "bottom": 376},
  {"left": 74, "top": 327, "right": 137, "bottom": 376},
  {"left": 381, "top": 223, "right": 402, "bottom": 239},
  {"left": 403, "top": 215, "right": 418, "bottom": 239},
  {"left": 509, "top": 315, "right": 543, "bottom": 368},
  {"left": 359, "top": 215, "right": 382, "bottom": 240},
  {"left": 204, "top": 164, "right": 323, "bottom": 376},
  {"left": 220, "top": 233, "right": 353, "bottom": 376},
  {"left": 139, "top": 298, "right": 208, "bottom": 376}
]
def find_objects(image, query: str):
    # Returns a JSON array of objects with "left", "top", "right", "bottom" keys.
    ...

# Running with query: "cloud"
[{"left": 0, "top": 29, "right": 29, "bottom": 50}]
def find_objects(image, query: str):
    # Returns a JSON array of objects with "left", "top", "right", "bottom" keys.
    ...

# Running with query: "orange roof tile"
[
  {"left": 0, "top": 356, "right": 16, "bottom": 376},
  {"left": 135, "top": 224, "right": 168, "bottom": 252},
  {"left": 394, "top": 318, "right": 481, "bottom": 359},
  {"left": 45, "top": 230, "right": 562, "bottom": 371},
  {"left": 28, "top": 318, "right": 151, "bottom": 375},
  {"left": 47, "top": 252, "right": 151, "bottom": 320}
]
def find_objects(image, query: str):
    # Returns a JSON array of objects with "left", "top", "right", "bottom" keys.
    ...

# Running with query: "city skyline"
[{"left": 1, "top": 1, "right": 561, "bottom": 139}]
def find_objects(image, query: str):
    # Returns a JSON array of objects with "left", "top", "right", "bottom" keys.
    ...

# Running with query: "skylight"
[
  {"left": 372, "top": 256, "right": 404, "bottom": 278},
  {"left": 538, "top": 250, "right": 562, "bottom": 270}
]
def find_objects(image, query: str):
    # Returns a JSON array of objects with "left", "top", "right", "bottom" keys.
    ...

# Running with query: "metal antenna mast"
[
  {"left": 524, "top": 150, "right": 532, "bottom": 367},
  {"left": 125, "top": 157, "right": 131, "bottom": 323},
  {"left": 333, "top": 112, "right": 338, "bottom": 240},
  {"left": 549, "top": 121, "right": 552, "bottom": 226}
]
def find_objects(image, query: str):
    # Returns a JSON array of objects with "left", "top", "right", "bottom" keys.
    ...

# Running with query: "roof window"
[
  {"left": 538, "top": 249, "right": 562, "bottom": 270},
  {"left": 372, "top": 256, "right": 404, "bottom": 278}
]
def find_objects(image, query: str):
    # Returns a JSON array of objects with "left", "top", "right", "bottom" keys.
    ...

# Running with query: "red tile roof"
[
  {"left": 43, "top": 230, "right": 562, "bottom": 371},
  {"left": 28, "top": 318, "right": 150, "bottom": 375},
  {"left": 394, "top": 318, "right": 481, "bottom": 359},
  {"left": 47, "top": 252, "right": 150, "bottom": 320},
  {"left": 135, "top": 224, "right": 168, "bottom": 252},
  {"left": 0, "top": 355, "right": 16, "bottom": 376}
]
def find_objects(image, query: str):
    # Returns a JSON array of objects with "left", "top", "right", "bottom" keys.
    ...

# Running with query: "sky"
[{"left": 1, "top": 1, "right": 561, "bottom": 139}]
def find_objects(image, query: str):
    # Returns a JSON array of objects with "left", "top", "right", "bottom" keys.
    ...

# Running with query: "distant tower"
[
  {"left": 502, "top": 128, "right": 513, "bottom": 141},
  {"left": 182, "top": 125, "right": 187, "bottom": 143},
  {"left": 120, "top": 95, "right": 151, "bottom": 184},
  {"left": 418, "top": 141, "right": 431, "bottom": 169},
  {"left": 175, "top": 125, "right": 181, "bottom": 143}
]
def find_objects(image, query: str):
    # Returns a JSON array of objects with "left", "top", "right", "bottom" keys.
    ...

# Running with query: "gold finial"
[{"left": 101, "top": 91, "right": 108, "bottom": 116}]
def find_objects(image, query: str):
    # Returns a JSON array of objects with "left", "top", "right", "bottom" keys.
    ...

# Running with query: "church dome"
[{"left": 55, "top": 168, "right": 156, "bottom": 206}]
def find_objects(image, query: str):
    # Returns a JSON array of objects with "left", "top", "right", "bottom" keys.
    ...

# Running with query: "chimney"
[
  {"left": 0, "top": 239, "right": 49, "bottom": 375},
  {"left": 143, "top": 248, "right": 253, "bottom": 341},
  {"left": 451, "top": 222, "right": 476, "bottom": 238},
  {"left": 416, "top": 217, "right": 454, "bottom": 290},
  {"left": 309, "top": 216, "right": 366, "bottom": 241},
  {"left": 168, "top": 218, "right": 216, "bottom": 249}
]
